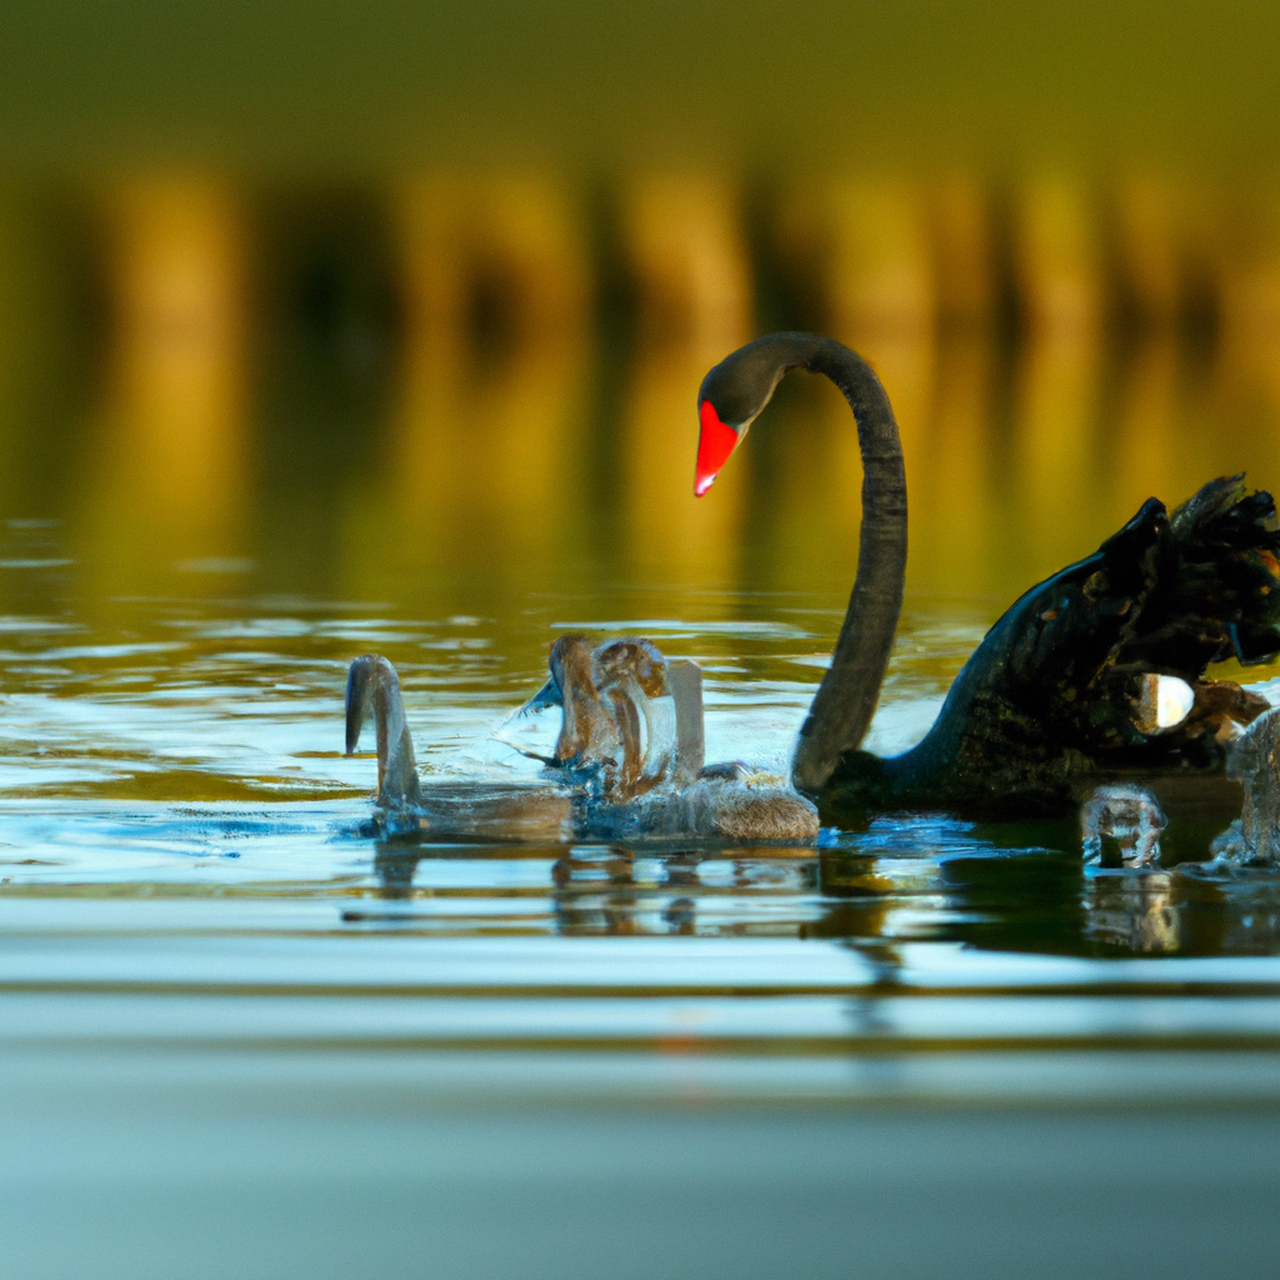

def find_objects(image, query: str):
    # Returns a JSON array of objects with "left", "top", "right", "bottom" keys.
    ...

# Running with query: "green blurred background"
[{"left": 1, "top": 1, "right": 1278, "bottom": 171}]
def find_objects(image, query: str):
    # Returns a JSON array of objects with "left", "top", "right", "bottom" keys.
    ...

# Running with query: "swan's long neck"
[
  {"left": 790, "top": 338, "right": 907, "bottom": 794},
  {"left": 345, "top": 655, "right": 423, "bottom": 809}
]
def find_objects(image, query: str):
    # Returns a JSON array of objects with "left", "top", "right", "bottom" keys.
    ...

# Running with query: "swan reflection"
[
  {"left": 364, "top": 840, "right": 821, "bottom": 940},
  {"left": 1084, "top": 871, "right": 1180, "bottom": 953},
  {"left": 351, "top": 802, "right": 1280, "bottom": 969}
]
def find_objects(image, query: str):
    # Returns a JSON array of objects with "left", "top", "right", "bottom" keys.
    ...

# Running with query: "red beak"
[{"left": 694, "top": 400, "right": 741, "bottom": 496}]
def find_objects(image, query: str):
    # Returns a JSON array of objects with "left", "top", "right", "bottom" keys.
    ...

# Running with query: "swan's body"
[
  {"left": 584, "top": 765, "right": 821, "bottom": 842},
  {"left": 545, "top": 634, "right": 820, "bottom": 842},
  {"left": 695, "top": 332, "right": 1280, "bottom": 822},
  {"left": 345, "top": 654, "right": 574, "bottom": 841},
  {"left": 345, "top": 648, "right": 818, "bottom": 844}
]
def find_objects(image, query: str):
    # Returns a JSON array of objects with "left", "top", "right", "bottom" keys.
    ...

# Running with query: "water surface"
[{"left": 5, "top": 532, "right": 1280, "bottom": 1102}]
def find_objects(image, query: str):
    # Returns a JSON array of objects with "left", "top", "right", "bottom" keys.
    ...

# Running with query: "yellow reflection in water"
[
  {"left": 0, "top": 168, "right": 1276, "bottom": 635},
  {"left": 620, "top": 174, "right": 751, "bottom": 351},
  {"left": 931, "top": 174, "right": 997, "bottom": 331},
  {"left": 75, "top": 176, "right": 250, "bottom": 592},
  {"left": 369, "top": 330, "right": 593, "bottom": 600},
  {"left": 1109, "top": 338, "right": 1183, "bottom": 516},
  {"left": 340, "top": 175, "right": 594, "bottom": 604},
  {"left": 1113, "top": 174, "right": 1187, "bottom": 330},
  {"left": 750, "top": 370, "right": 864, "bottom": 597},
  {"left": 773, "top": 174, "right": 938, "bottom": 441},
  {"left": 617, "top": 175, "right": 752, "bottom": 584},
  {"left": 1208, "top": 337, "right": 1280, "bottom": 496},
  {"left": 0, "top": 193, "right": 69, "bottom": 517},
  {"left": 1222, "top": 189, "right": 1280, "bottom": 342},
  {"left": 823, "top": 176, "right": 935, "bottom": 342},
  {"left": 910, "top": 337, "right": 999, "bottom": 599},
  {"left": 392, "top": 174, "right": 589, "bottom": 345},
  {"left": 1014, "top": 174, "right": 1104, "bottom": 339},
  {"left": 1011, "top": 331, "right": 1104, "bottom": 580}
]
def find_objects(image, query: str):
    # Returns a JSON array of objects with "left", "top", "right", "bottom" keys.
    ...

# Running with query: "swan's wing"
[
  {"left": 925, "top": 496, "right": 1169, "bottom": 756},
  {"left": 928, "top": 480, "right": 1280, "bottom": 767},
  {"left": 1136, "top": 476, "right": 1280, "bottom": 670}
]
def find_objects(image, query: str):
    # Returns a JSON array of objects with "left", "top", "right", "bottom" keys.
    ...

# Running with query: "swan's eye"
[{"left": 694, "top": 399, "right": 742, "bottom": 496}]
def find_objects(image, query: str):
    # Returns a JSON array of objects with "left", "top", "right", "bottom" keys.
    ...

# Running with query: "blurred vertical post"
[
  {"left": 372, "top": 174, "right": 592, "bottom": 606},
  {"left": 769, "top": 175, "right": 935, "bottom": 589},
  {"left": 80, "top": 176, "right": 250, "bottom": 589},
  {"left": 1009, "top": 174, "right": 1104, "bottom": 576},
  {"left": 617, "top": 174, "right": 752, "bottom": 586},
  {"left": 0, "top": 191, "right": 78, "bottom": 523},
  {"left": 917, "top": 175, "right": 1000, "bottom": 597},
  {"left": 1215, "top": 183, "right": 1280, "bottom": 489},
  {"left": 1106, "top": 174, "right": 1190, "bottom": 514},
  {"left": 777, "top": 174, "right": 936, "bottom": 443}
]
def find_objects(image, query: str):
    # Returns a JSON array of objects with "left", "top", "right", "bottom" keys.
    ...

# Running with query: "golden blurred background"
[{"left": 1, "top": 1, "right": 1279, "bottom": 618}]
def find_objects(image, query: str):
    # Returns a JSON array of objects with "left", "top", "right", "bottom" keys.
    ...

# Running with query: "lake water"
[
  {"left": 6, "top": 536, "right": 1280, "bottom": 1274},
  {"left": 5, "top": 312, "right": 1280, "bottom": 1275}
]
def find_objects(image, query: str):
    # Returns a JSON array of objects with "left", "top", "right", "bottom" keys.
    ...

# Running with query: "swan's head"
[
  {"left": 548, "top": 633, "right": 597, "bottom": 697},
  {"left": 594, "top": 637, "right": 669, "bottom": 698},
  {"left": 345, "top": 654, "right": 399, "bottom": 755},
  {"left": 695, "top": 340, "right": 789, "bottom": 496}
]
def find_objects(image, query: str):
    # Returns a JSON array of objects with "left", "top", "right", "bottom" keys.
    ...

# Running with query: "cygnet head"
[
  {"left": 548, "top": 634, "right": 597, "bottom": 697},
  {"left": 548, "top": 634, "right": 624, "bottom": 769},
  {"left": 593, "top": 638, "right": 670, "bottom": 699},
  {"left": 593, "top": 638, "right": 683, "bottom": 794}
]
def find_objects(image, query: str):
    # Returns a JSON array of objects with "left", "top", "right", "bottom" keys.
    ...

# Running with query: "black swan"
[{"left": 694, "top": 332, "right": 1280, "bottom": 823}]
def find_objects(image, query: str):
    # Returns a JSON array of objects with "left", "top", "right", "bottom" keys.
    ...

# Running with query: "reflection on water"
[
  {"left": 81, "top": 178, "right": 252, "bottom": 598},
  {"left": 2, "top": 173, "right": 1280, "bottom": 611},
  {"left": 377, "top": 176, "right": 594, "bottom": 600}
]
